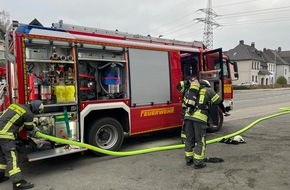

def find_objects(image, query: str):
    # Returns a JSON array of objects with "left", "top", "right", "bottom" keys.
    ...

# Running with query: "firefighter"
[
  {"left": 183, "top": 80, "right": 224, "bottom": 169},
  {"left": 177, "top": 77, "right": 200, "bottom": 143},
  {"left": 0, "top": 100, "right": 43, "bottom": 189}
]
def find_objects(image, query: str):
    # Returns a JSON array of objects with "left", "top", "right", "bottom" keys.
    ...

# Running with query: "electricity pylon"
[{"left": 195, "top": 0, "right": 220, "bottom": 49}]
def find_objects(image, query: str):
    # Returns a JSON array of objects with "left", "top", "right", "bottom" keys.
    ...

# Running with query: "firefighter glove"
[
  {"left": 30, "top": 126, "right": 40, "bottom": 137},
  {"left": 186, "top": 107, "right": 194, "bottom": 115}
]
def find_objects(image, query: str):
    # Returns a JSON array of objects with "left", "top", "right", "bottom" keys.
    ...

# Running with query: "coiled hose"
[{"left": 35, "top": 107, "right": 290, "bottom": 156}]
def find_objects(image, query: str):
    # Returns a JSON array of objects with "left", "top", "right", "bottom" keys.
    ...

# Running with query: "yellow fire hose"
[{"left": 35, "top": 107, "right": 290, "bottom": 156}]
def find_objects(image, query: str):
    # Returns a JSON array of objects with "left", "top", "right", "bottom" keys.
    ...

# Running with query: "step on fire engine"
[{"left": 5, "top": 20, "right": 239, "bottom": 161}]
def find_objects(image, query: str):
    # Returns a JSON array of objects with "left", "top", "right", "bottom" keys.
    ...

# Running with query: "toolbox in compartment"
[{"left": 26, "top": 47, "right": 48, "bottom": 60}]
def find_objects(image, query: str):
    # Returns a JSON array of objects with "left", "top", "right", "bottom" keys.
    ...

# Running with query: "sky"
[{"left": 1, "top": 0, "right": 290, "bottom": 51}]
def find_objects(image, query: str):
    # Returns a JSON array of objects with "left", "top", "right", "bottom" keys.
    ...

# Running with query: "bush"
[{"left": 276, "top": 76, "right": 287, "bottom": 87}]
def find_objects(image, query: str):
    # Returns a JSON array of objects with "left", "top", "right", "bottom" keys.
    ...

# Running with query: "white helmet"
[{"left": 200, "top": 80, "right": 211, "bottom": 88}]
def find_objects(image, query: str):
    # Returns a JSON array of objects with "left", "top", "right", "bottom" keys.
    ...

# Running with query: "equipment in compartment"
[
  {"left": 31, "top": 114, "right": 78, "bottom": 150},
  {"left": 28, "top": 72, "right": 40, "bottom": 100},
  {"left": 26, "top": 47, "right": 48, "bottom": 60},
  {"left": 37, "top": 116, "right": 54, "bottom": 135},
  {"left": 98, "top": 62, "right": 124, "bottom": 99},
  {"left": 26, "top": 45, "right": 76, "bottom": 104},
  {"left": 78, "top": 61, "right": 97, "bottom": 100}
]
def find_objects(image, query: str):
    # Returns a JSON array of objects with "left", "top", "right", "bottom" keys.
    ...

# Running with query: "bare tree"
[{"left": 0, "top": 10, "right": 11, "bottom": 29}]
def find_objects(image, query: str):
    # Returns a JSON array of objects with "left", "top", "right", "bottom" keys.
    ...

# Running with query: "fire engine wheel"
[
  {"left": 88, "top": 117, "right": 124, "bottom": 155},
  {"left": 207, "top": 108, "right": 224, "bottom": 133}
]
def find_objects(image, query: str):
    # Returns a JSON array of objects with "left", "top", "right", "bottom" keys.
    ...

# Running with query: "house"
[
  {"left": 226, "top": 40, "right": 272, "bottom": 85},
  {"left": 262, "top": 48, "right": 290, "bottom": 84},
  {"left": 277, "top": 47, "right": 290, "bottom": 83}
]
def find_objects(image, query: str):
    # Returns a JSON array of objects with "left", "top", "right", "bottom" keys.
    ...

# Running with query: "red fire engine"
[{"left": 5, "top": 20, "right": 238, "bottom": 161}]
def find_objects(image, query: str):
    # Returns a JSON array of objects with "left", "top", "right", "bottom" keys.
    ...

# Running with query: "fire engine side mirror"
[
  {"left": 232, "top": 61, "right": 238, "bottom": 73},
  {"left": 231, "top": 61, "right": 239, "bottom": 80},
  {"left": 234, "top": 72, "right": 239, "bottom": 79}
]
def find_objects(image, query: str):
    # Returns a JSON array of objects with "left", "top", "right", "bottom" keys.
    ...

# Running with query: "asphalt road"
[{"left": 1, "top": 88, "right": 290, "bottom": 190}]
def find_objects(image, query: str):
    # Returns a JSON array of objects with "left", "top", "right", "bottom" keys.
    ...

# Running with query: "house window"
[
  {"left": 255, "top": 76, "right": 258, "bottom": 82},
  {"left": 252, "top": 61, "right": 254, "bottom": 69},
  {"left": 285, "top": 69, "right": 287, "bottom": 75},
  {"left": 252, "top": 75, "right": 254, "bottom": 81}
]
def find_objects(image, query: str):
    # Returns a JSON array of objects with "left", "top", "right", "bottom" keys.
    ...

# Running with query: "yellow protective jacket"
[{"left": 0, "top": 103, "right": 35, "bottom": 140}]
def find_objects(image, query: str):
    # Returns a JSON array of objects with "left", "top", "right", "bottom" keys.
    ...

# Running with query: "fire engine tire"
[
  {"left": 207, "top": 108, "right": 224, "bottom": 133},
  {"left": 88, "top": 117, "right": 124, "bottom": 156}
]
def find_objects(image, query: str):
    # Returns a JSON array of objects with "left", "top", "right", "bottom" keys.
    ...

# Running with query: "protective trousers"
[
  {"left": 0, "top": 139, "right": 24, "bottom": 183},
  {"left": 180, "top": 107, "right": 187, "bottom": 142},
  {"left": 184, "top": 119, "right": 207, "bottom": 165}
]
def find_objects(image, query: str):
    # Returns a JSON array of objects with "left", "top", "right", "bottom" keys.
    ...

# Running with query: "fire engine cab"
[{"left": 5, "top": 20, "right": 238, "bottom": 161}]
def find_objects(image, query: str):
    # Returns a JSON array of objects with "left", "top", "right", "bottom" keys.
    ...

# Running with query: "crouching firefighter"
[
  {"left": 0, "top": 100, "right": 43, "bottom": 189},
  {"left": 183, "top": 80, "right": 224, "bottom": 169}
]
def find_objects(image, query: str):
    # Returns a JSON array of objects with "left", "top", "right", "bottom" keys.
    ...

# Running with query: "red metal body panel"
[
  {"left": 130, "top": 103, "right": 182, "bottom": 135},
  {"left": 169, "top": 51, "right": 183, "bottom": 104},
  {"left": 15, "top": 34, "right": 25, "bottom": 104}
]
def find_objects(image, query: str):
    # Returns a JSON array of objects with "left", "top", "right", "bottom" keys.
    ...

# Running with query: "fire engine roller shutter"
[{"left": 128, "top": 48, "right": 170, "bottom": 106}]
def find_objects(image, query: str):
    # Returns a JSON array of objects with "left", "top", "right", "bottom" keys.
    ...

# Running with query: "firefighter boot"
[
  {"left": 185, "top": 157, "right": 193, "bottom": 166},
  {"left": 0, "top": 172, "right": 9, "bottom": 183},
  {"left": 13, "top": 180, "right": 34, "bottom": 190},
  {"left": 194, "top": 163, "right": 206, "bottom": 169}
]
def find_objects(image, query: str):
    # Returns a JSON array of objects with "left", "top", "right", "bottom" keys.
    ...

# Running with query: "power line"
[
  {"left": 144, "top": 0, "right": 281, "bottom": 39},
  {"left": 147, "top": 12, "right": 197, "bottom": 35},
  {"left": 160, "top": 4, "right": 290, "bottom": 38},
  {"left": 221, "top": 17, "right": 290, "bottom": 26},
  {"left": 213, "top": 0, "right": 269, "bottom": 8},
  {"left": 134, "top": 0, "right": 290, "bottom": 45},
  {"left": 132, "top": 0, "right": 192, "bottom": 27},
  {"left": 175, "top": 28, "right": 204, "bottom": 39},
  {"left": 220, "top": 6, "right": 290, "bottom": 17}
]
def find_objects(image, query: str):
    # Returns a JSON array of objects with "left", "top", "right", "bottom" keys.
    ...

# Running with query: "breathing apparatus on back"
[{"left": 183, "top": 77, "right": 200, "bottom": 115}]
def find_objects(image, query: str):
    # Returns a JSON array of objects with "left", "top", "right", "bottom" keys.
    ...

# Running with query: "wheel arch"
[{"left": 80, "top": 102, "right": 130, "bottom": 142}]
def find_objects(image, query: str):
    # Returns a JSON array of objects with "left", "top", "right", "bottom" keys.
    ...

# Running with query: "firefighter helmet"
[
  {"left": 29, "top": 100, "right": 44, "bottom": 113},
  {"left": 200, "top": 80, "right": 211, "bottom": 88}
]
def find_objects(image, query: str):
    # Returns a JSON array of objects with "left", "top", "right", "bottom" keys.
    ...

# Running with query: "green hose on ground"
[{"left": 35, "top": 107, "right": 290, "bottom": 156}]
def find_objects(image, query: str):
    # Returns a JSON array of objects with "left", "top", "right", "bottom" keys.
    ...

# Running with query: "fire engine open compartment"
[
  {"left": 77, "top": 46, "right": 128, "bottom": 101},
  {"left": 23, "top": 39, "right": 84, "bottom": 159},
  {"left": 24, "top": 39, "right": 77, "bottom": 105}
]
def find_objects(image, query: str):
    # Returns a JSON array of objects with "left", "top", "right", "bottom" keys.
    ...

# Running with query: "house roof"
[
  {"left": 278, "top": 50, "right": 290, "bottom": 63},
  {"left": 262, "top": 49, "right": 290, "bottom": 66},
  {"left": 258, "top": 70, "right": 272, "bottom": 75},
  {"left": 226, "top": 40, "right": 264, "bottom": 62},
  {"left": 29, "top": 18, "right": 43, "bottom": 26}
]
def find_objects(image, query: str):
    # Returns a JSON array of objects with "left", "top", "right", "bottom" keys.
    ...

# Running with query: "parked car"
[{"left": 240, "top": 81, "right": 257, "bottom": 86}]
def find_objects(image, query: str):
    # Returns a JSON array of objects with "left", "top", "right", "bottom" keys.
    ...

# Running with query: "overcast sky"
[{"left": 1, "top": 0, "right": 290, "bottom": 51}]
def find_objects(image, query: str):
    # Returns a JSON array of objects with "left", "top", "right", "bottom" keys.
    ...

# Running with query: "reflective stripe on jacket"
[
  {"left": 0, "top": 104, "right": 34, "bottom": 140},
  {"left": 184, "top": 87, "right": 221, "bottom": 123}
]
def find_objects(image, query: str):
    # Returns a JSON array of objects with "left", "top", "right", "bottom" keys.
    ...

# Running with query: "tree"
[
  {"left": 276, "top": 76, "right": 287, "bottom": 87},
  {"left": 0, "top": 10, "right": 10, "bottom": 29}
]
